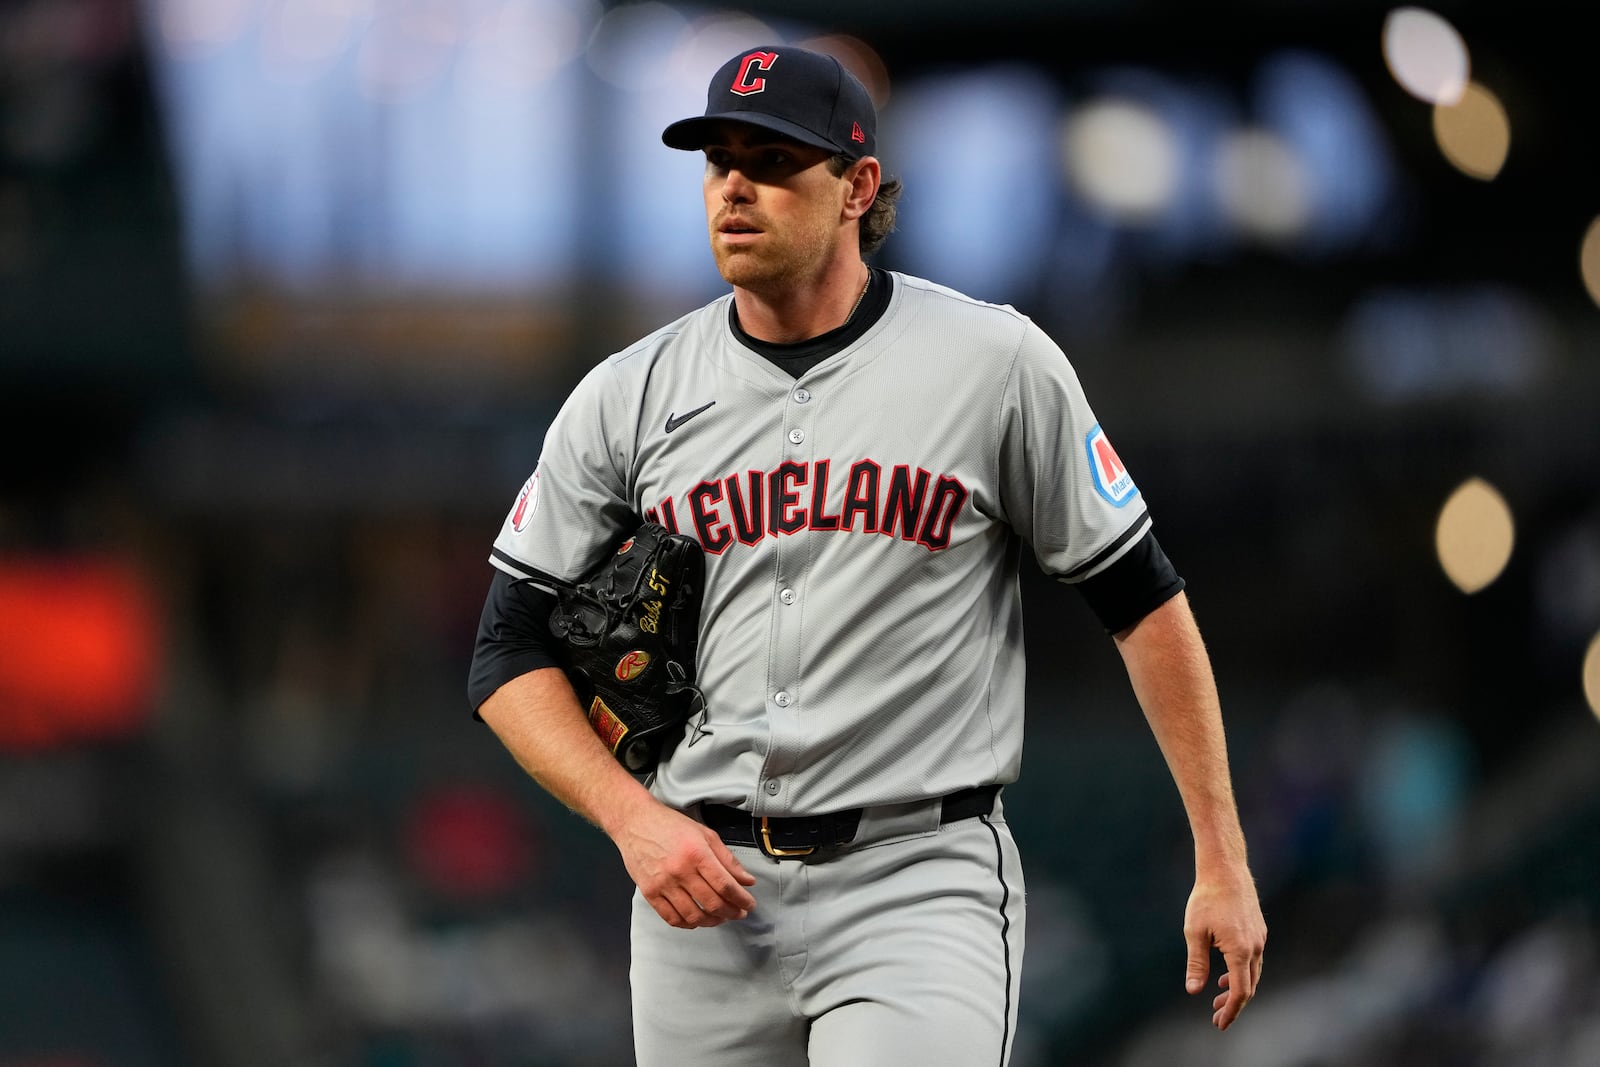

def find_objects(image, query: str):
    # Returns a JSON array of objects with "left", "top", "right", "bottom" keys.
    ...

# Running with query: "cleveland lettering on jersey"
[{"left": 645, "top": 457, "right": 970, "bottom": 554}]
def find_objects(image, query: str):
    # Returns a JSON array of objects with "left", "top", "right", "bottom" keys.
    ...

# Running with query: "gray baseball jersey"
[{"left": 490, "top": 271, "right": 1148, "bottom": 816}]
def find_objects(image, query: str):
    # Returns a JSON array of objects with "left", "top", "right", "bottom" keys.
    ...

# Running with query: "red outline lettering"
[
  {"left": 724, "top": 471, "right": 766, "bottom": 545},
  {"left": 916, "top": 475, "right": 968, "bottom": 551},
  {"left": 688, "top": 481, "right": 732, "bottom": 554},
  {"left": 882, "top": 465, "right": 931, "bottom": 541},
  {"left": 769, "top": 461, "right": 808, "bottom": 536},
  {"left": 808, "top": 460, "right": 841, "bottom": 531},
  {"left": 841, "top": 460, "right": 880, "bottom": 533}
]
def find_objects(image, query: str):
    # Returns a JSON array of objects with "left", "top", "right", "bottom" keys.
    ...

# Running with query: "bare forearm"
[
  {"left": 478, "top": 666, "right": 758, "bottom": 928},
  {"left": 1117, "top": 591, "right": 1266, "bottom": 1027},
  {"left": 1115, "top": 592, "right": 1247, "bottom": 873},
  {"left": 477, "top": 667, "right": 659, "bottom": 838}
]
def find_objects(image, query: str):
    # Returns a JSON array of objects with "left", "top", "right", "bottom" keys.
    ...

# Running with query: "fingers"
[
  {"left": 1185, "top": 929, "right": 1264, "bottom": 1029},
  {"left": 1213, "top": 950, "right": 1259, "bottom": 1031},
  {"left": 649, "top": 874, "right": 745, "bottom": 929},
  {"left": 692, "top": 830, "right": 757, "bottom": 915},
  {"left": 1182, "top": 877, "right": 1267, "bottom": 1031},
  {"left": 1183, "top": 925, "right": 1212, "bottom": 995},
  {"left": 690, "top": 867, "right": 753, "bottom": 922},
  {"left": 622, "top": 808, "right": 761, "bottom": 929},
  {"left": 648, "top": 865, "right": 753, "bottom": 929},
  {"left": 707, "top": 831, "right": 759, "bottom": 889},
  {"left": 643, "top": 838, "right": 759, "bottom": 929},
  {"left": 660, "top": 887, "right": 710, "bottom": 928}
]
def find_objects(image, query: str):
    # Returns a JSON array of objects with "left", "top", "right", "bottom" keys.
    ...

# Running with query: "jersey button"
[
  {"left": 787, "top": 428, "right": 805, "bottom": 445},
  {"left": 779, "top": 588, "right": 796, "bottom": 605},
  {"left": 793, "top": 388, "right": 811, "bottom": 404},
  {"left": 764, "top": 780, "right": 781, "bottom": 796},
  {"left": 773, "top": 691, "right": 791, "bottom": 707}
]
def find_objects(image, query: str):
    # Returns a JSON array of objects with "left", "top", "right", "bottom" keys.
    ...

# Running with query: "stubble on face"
[
  {"left": 702, "top": 138, "right": 849, "bottom": 296},
  {"left": 709, "top": 201, "right": 841, "bottom": 293}
]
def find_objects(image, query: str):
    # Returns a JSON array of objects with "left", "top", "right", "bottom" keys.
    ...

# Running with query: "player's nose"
[{"left": 721, "top": 166, "right": 755, "bottom": 204}]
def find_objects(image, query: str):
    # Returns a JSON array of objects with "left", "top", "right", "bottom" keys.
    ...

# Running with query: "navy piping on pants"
[{"left": 980, "top": 814, "right": 1015, "bottom": 1067}]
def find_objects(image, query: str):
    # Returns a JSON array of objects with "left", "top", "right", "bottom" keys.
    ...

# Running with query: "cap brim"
[{"left": 661, "top": 112, "right": 851, "bottom": 156}]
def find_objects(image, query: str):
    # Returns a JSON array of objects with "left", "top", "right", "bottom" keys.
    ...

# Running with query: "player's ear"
[{"left": 840, "top": 156, "right": 880, "bottom": 222}]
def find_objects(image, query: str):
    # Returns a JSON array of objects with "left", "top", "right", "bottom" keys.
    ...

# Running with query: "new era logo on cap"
[{"left": 662, "top": 45, "right": 877, "bottom": 160}]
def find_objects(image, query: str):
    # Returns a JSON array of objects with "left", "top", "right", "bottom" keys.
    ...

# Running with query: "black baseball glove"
[{"left": 549, "top": 523, "right": 707, "bottom": 775}]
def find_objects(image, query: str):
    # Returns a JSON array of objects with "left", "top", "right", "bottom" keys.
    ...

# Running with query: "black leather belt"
[{"left": 700, "top": 785, "right": 999, "bottom": 859}]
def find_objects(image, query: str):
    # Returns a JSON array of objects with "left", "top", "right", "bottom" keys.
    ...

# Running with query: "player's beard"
[{"left": 709, "top": 207, "right": 842, "bottom": 297}]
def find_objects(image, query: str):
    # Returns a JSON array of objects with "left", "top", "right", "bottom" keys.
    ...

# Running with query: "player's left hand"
[{"left": 1182, "top": 872, "right": 1266, "bottom": 1031}]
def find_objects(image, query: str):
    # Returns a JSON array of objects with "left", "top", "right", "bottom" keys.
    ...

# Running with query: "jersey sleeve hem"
[
  {"left": 1071, "top": 527, "right": 1185, "bottom": 633},
  {"left": 489, "top": 548, "right": 566, "bottom": 594},
  {"left": 1052, "top": 506, "right": 1152, "bottom": 583}
]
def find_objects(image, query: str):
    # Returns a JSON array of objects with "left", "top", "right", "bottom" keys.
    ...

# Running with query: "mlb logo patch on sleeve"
[{"left": 1085, "top": 424, "right": 1138, "bottom": 507}]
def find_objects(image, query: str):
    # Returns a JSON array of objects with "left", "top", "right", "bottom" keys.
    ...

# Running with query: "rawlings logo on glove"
[{"left": 550, "top": 523, "right": 706, "bottom": 774}]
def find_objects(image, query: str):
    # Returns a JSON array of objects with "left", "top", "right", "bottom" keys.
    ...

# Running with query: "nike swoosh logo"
[{"left": 665, "top": 401, "right": 716, "bottom": 433}]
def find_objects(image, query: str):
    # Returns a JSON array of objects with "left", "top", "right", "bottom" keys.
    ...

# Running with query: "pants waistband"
[{"left": 698, "top": 785, "right": 1000, "bottom": 860}]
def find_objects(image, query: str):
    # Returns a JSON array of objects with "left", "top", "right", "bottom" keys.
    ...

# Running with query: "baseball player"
[{"left": 469, "top": 45, "right": 1265, "bottom": 1066}]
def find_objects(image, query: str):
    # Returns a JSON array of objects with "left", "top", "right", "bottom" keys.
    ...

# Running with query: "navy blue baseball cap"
[{"left": 662, "top": 46, "right": 877, "bottom": 159}]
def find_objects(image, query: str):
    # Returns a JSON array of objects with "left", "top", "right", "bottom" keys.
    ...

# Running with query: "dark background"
[{"left": 2, "top": 1, "right": 1598, "bottom": 1065}]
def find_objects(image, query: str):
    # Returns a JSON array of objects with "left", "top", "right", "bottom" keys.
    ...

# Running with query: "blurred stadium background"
[{"left": 2, "top": 0, "right": 1599, "bottom": 1064}]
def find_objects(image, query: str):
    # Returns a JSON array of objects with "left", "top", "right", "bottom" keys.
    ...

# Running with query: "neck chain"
[{"left": 845, "top": 270, "right": 871, "bottom": 324}]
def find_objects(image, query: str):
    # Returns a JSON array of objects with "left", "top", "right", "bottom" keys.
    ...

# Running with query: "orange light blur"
[
  {"left": 1435, "top": 477, "right": 1515, "bottom": 594},
  {"left": 1432, "top": 81, "right": 1510, "bottom": 180},
  {"left": 0, "top": 559, "right": 162, "bottom": 750}
]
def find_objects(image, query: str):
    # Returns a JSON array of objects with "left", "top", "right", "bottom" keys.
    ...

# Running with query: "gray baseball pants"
[{"left": 630, "top": 799, "right": 1026, "bottom": 1066}]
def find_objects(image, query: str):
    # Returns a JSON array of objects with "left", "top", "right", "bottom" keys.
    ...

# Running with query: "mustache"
[{"left": 714, "top": 208, "right": 765, "bottom": 231}]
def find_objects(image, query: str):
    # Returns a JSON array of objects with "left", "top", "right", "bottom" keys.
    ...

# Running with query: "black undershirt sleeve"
[
  {"left": 467, "top": 569, "right": 567, "bottom": 718},
  {"left": 1073, "top": 528, "right": 1186, "bottom": 635}
]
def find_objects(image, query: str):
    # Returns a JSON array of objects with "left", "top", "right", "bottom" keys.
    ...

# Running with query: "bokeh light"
[
  {"left": 1436, "top": 477, "right": 1515, "bottom": 594},
  {"left": 586, "top": 1, "right": 689, "bottom": 90},
  {"left": 1580, "top": 216, "right": 1600, "bottom": 307},
  {"left": 801, "top": 34, "right": 891, "bottom": 108},
  {"left": 464, "top": 0, "right": 595, "bottom": 91},
  {"left": 1432, "top": 81, "right": 1510, "bottom": 180},
  {"left": 668, "top": 13, "right": 783, "bottom": 97},
  {"left": 894, "top": 67, "right": 1061, "bottom": 300},
  {"left": 261, "top": 0, "right": 368, "bottom": 77},
  {"left": 0, "top": 560, "right": 162, "bottom": 750},
  {"left": 1585, "top": 632, "right": 1600, "bottom": 722},
  {"left": 1382, "top": 6, "right": 1469, "bottom": 105},
  {"left": 1061, "top": 98, "right": 1180, "bottom": 223},
  {"left": 154, "top": 0, "right": 256, "bottom": 54},
  {"left": 1212, "top": 128, "right": 1313, "bottom": 243},
  {"left": 1253, "top": 50, "right": 1398, "bottom": 254},
  {"left": 356, "top": 0, "right": 464, "bottom": 102}
]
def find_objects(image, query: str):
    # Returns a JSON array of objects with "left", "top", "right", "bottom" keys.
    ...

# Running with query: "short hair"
[{"left": 829, "top": 155, "right": 901, "bottom": 257}]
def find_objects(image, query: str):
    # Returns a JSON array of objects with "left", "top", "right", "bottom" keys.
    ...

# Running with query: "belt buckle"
[{"left": 759, "top": 816, "right": 816, "bottom": 858}]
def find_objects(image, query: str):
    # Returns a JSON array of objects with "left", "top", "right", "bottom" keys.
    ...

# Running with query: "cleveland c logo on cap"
[{"left": 730, "top": 51, "right": 777, "bottom": 95}]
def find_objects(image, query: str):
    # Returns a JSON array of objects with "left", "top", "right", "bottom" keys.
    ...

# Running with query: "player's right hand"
[
  {"left": 1182, "top": 872, "right": 1266, "bottom": 1031},
  {"left": 613, "top": 804, "right": 758, "bottom": 929}
]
